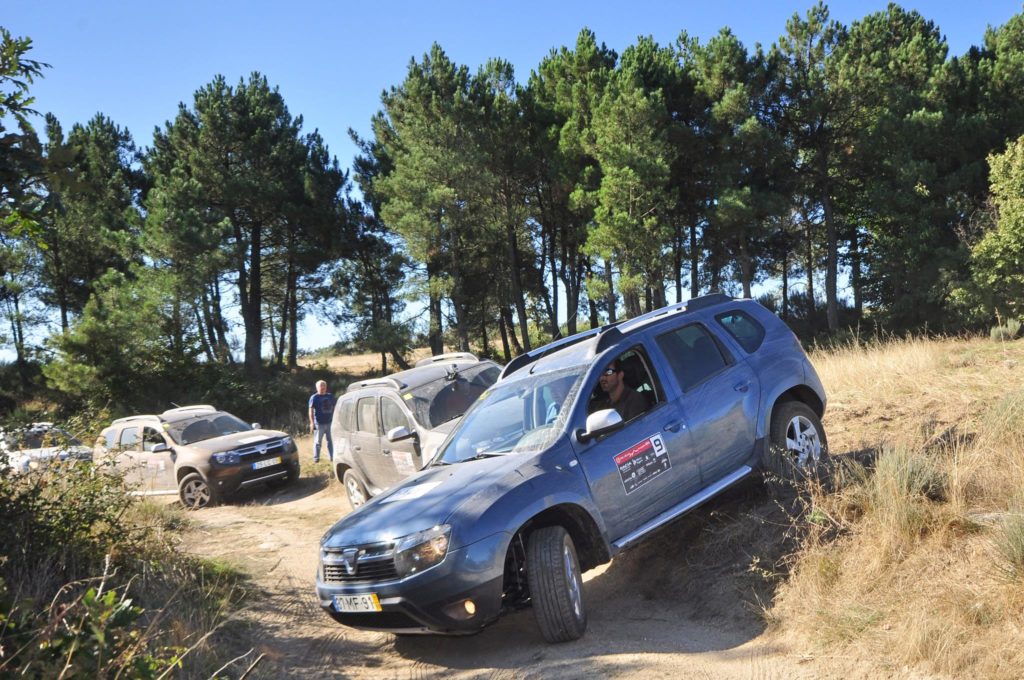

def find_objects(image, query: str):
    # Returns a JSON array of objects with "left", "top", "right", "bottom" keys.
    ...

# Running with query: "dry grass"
[{"left": 772, "top": 335, "right": 1024, "bottom": 678}]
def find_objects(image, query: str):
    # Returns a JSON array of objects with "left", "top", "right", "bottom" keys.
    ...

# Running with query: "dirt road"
[{"left": 181, "top": 441, "right": 838, "bottom": 680}]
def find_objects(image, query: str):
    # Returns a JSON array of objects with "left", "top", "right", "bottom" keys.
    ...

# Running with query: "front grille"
[
  {"left": 233, "top": 439, "right": 286, "bottom": 462},
  {"left": 322, "top": 542, "right": 398, "bottom": 584}
]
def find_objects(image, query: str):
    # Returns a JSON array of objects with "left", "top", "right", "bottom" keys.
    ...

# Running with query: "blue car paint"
[{"left": 316, "top": 295, "right": 826, "bottom": 636}]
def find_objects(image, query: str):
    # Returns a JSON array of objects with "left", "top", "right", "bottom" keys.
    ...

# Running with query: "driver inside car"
[{"left": 589, "top": 357, "right": 648, "bottom": 422}]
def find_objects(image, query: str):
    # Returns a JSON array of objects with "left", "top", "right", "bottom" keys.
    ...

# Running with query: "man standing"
[
  {"left": 308, "top": 380, "right": 335, "bottom": 463},
  {"left": 592, "top": 358, "right": 648, "bottom": 422}
]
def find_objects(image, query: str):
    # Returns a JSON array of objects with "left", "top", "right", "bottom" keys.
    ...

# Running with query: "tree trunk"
[
  {"left": 604, "top": 260, "right": 616, "bottom": 323},
  {"left": 547, "top": 229, "right": 560, "bottom": 339},
  {"left": 850, "top": 226, "right": 862, "bottom": 319},
  {"left": 689, "top": 223, "right": 699, "bottom": 299},
  {"left": 506, "top": 220, "right": 531, "bottom": 351},
  {"left": 674, "top": 224, "right": 683, "bottom": 304},
  {"left": 427, "top": 262, "right": 444, "bottom": 356},
  {"left": 240, "top": 221, "right": 263, "bottom": 375},
  {"left": 588, "top": 296, "right": 600, "bottom": 329},
  {"left": 195, "top": 308, "right": 215, "bottom": 362},
  {"left": 502, "top": 306, "right": 523, "bottom": 355},
  {"left": 781, "top": 250, "right": 790, "bottom": 320},
  {"left": 389, "top": 348, "right": 411, "bottom": 371},
  {"left": 738, "top": 228, "right": 753, "bottom": 299},
  {"left": 823, "top": 191, "right": 839, "bottom": 332},
  {"left": 806, "top": 219, "right": 816, "bottom": 329},
  {"left": 287, "top": 265, "right": 299, "bottom": 368},
  {"left": 498, "top": 311, "right": 511, "bottom": 363}
]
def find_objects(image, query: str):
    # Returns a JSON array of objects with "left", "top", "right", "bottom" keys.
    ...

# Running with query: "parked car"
[
  {"left": 315, "top": 294, "right": 828, "bottom": 641},
  {"left": 95, "top": 405, "right": 299, "bottom": 509},
  {"left": 0, "top": 422, "right": 92, "bottom": 474},
  {"left": 332, "top": 353, "right": 502, "bottom": 509}
]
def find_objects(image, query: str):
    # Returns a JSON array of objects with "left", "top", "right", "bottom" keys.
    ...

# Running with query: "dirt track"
[{"left": 181, "top": 438, "right": 841, "bottom": 680}]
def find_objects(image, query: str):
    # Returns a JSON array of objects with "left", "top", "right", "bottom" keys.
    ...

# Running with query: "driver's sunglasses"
[{"left": 601, "top": 367, "right": 619, "bottom": 376}]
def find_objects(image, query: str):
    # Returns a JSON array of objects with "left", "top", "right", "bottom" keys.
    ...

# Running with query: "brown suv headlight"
[
  {"left": 394, "top": 525, "right": 451, "bottom": 578},
  {"left": 211, "top": 451, "right": 241, "bottom": 465}
]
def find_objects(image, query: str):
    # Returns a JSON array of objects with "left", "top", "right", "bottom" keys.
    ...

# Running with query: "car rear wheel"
[
  {"left": 343, "top": 469, "right": 368, "bottom": 510},
  {"left": 179, "top": 472, "right": 220, "bottom": 509},
  {"left": 526, "top": 526, "right": 587, "bottom": 643},
  {"left": 766, "top": 401, "right": 828, "bottom": 480}
]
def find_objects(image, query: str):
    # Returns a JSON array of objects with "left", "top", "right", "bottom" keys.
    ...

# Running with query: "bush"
[
  {"left": 0, "top": 456, "right": 245, "bottom": 677},
  {"left": 989, "top": 318, "right": 1022, "bottom": 341}
]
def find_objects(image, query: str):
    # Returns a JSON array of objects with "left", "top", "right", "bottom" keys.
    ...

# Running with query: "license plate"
[
  {"left": 252, "top": 456, "right": 282, "bottom": 470},
  {"left": 334, "top": 593, "right": 382, "bottom": 613}
]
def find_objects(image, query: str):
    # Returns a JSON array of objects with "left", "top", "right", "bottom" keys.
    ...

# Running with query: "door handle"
[
  {"left": 733, "top": 381, "right": 750, "bottom": 393},
  {"left": 664, "top": 421, "right": 682, "bottom": 433},
  {"left": 381, "top": 449, "right": 392, "bottom": 456},
  {"left": 353, "top": 446, "right": 362, "bottom": 452}
]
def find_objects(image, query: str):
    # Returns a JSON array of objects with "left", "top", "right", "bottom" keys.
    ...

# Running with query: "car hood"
[
  {"left": 322, "top": 453, "right": 524, "bottom": 549},
  {"left": 177, "top": 429, "right": 288, "bottom": 452}
]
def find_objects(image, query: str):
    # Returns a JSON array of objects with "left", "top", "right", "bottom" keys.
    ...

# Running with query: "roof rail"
[
  {"left": 499, "top": 326, "right": 613, "bottom": 380},
  {"left": 346, "top": 377, "right": 407, "bottom": 393},
  {"left": 111, "top": 414, "right": 159, "bottom": 425},
  {"left": 160, "top": 405, "right": 217, "bottom": 417},
  {"left": 414, "top": 352, "right": 479, "bottom": 368},
  {"left": 685, "top": 292, "right": 733, "bottom": 312}
]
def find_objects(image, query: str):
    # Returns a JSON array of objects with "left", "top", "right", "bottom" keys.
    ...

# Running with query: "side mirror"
[
  {"left": 576, "top": 409, "right": 624, "bottom": 444},
  {"left": 151, "top": 443, "right": 171, "bottom": 453},
  {"left": 386, "top": 426, "right": 416, "bottom": 443},
  {"left": 251, "top": 422, "right": 261, "bottom": 430}
]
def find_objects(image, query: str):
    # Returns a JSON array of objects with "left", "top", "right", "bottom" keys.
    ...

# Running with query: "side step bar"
[{"left": 611, "top": 465, "right": 753, "bottom": 552}]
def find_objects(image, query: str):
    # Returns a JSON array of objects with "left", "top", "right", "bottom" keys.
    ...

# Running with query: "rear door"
[
  {"left": 653, "top": 321, "right": 759, "bottom": 484},
  {"left": 351, "top": 395, "right": 389, "bottom": 490},
  {"left": 114, "top": 425, "right": 146, "bottom": 488}
]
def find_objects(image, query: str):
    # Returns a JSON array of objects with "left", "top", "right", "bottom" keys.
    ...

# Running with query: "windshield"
[
  {"left": 405, "top": 363, "right": 501, "bottom": 428},
  {"left": 436, "top": 365, "right": 587, "bottom": 464},
  {"left": 164, "top": 412, "right": 252, "bottom": 445}
]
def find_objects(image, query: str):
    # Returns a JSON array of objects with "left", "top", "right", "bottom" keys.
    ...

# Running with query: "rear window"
[
  {"left": 715, "top": 310, "right": 766, "bottom": 353},
  {"left": 336, "top": 399, "right": 356, "bottom": 433}
]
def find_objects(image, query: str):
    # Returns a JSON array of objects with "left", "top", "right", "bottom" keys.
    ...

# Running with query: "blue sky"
[{"left": 5, "top": 0, "right": 1022, "bottom": 352}]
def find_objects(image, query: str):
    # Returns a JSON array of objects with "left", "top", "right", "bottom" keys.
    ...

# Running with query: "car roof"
[
  {"left": 345, "top": 357, "right": 498, "bottom": 395},
  {"left": 499, "top": 293, "right": 747, "bottom": 380},
  {"left": 109, "top": 405, "right": 218, "bottom": 427}
]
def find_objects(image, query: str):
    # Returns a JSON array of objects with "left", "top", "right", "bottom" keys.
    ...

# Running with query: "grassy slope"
[{"left": 772, "top": 336, "right": 1024, "bottom": 678}]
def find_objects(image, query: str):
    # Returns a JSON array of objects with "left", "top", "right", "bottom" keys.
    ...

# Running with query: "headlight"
[
  {"left": 212, "top": 451, "right": 241, "bottom": 465},
  {"left": 394, "top": 525, "right": 451, "bottom": 578},
  {"left": 282, "top": 437, "right": 295, "bottom": 452}
]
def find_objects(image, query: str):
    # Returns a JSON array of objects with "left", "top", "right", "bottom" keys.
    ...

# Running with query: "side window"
[
  {"left": 337, "top": 399, "right": 356, "bottom": 433},
  {"left": 142, "top": 427, "right": 165, "bottom": 452},
  {"left": 119, "top": 426, "right": 140, "bottom": 450},
  {"left": 381, "top": 398, "right": 411, "bottom": 432},
  {"left": 587, "top": 346, "right": 661, "bottom": 421},
  {"left": 715, "top": 310, "right": 766, "bottom": 353},
  {"left": 104, "top": 429, "right": 118, "bottom": 450},
  {"left": 356, "top": 397, "right": 379, "bottom": 435},
  {"left": 657, "top": 324, "right": 729, "bottom": 391}
]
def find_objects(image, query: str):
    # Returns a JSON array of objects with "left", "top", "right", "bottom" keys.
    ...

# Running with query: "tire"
[
  {"left": 526, "top": 526, "right": 587, "bottom": 643},
  {"left": 179, "top": 472, "right": 220, "bottom": 509},
  {"left": 343, "top": 469, "right": 369, "bottom": 510},
  {"left": 765, "top": 401, "right": 828, "bottom": 480}
]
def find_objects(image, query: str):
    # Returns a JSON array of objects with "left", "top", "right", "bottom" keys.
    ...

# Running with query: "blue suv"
[{"left": 316, "top": 295, "right": 827, "bottom": 642}]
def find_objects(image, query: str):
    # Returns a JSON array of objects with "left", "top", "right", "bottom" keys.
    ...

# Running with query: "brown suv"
[{"left": 95, "top": 405, "right": 299, "bottom": 508}]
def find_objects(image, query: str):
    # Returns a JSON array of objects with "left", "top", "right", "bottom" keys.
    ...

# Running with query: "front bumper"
[
  {"left": 208, "top": 455, "right": 300, "bottom": 496},
  {"left": 316, "top": 531, "right": 509, "bottom": 634}
]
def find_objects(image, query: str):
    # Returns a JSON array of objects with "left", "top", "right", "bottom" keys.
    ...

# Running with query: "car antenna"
[{"left": 170, "top": 402, "right": 181, "bottom": 408}]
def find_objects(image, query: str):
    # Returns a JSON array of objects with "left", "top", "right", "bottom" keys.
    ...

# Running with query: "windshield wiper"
[{"left": 460, "top": 452, "right": 506, "bottom": 462}]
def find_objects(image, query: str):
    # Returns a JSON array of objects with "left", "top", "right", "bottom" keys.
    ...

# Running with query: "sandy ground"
[{"left": 177, "top": 434, "right": 859, "bottom": 680}]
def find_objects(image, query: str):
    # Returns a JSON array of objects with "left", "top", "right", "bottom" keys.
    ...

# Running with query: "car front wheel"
[
  {"left": 179, "top": 472, "right": 220, "bottom": 509},
  {"left": 766, "top": 401, "right": 828, "bottom": 480},
  {"left": 526, "top": 526, "right": 587, "bottom": 643},
  {"left": 343, "top": 469, "right": 368, "bottom": 510}
]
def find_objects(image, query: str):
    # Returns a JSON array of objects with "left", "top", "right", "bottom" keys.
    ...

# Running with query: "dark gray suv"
[
  {"left": 331, "top": 353, "right": 501, "bottom": 509},
  {"left": 316, "top": 295, "right": 827, "bottom": 642}
]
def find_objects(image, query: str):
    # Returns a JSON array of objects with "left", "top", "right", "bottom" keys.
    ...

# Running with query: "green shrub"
[
  {"left": 989, "top": 318, "right": 1022, "bottom": 341},
  {"left": 994, "top": 514, "right": 1024, "bottom": 581}
]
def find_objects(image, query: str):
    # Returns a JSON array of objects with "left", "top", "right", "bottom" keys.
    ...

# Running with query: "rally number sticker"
[{"left": 614, "top": 433, "right": 670, "bottom": 494}]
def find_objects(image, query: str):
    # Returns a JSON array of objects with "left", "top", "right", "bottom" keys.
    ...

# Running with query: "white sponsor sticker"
[{"left": 381, "top": 481, "right": 442, "bottom": 503}]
